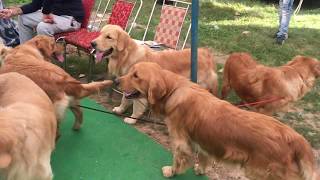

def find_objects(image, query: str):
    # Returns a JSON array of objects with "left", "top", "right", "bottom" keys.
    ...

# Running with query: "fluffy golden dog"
[
  {"left": 0, "top": 35, "right": 113, "bottom": 136},
  {"left": 91, "top": 24, "right": 218, "bottom": 124},
  {"left": 0, "top": 72, "right": 56, "bottom": 180},
  {"left": 222, "top": 53, "right": 320, "bottom": 114},
  {"left": 117, "top": 62, "right": 319, "bottom": 180}
]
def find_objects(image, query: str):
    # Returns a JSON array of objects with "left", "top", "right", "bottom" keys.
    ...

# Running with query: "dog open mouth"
[
  {"left": 124, "top": 90, "right": 141, "bottom": 99},
  {"left": 95, "top": 48, "right": 114, "bottom": 63},
  {"left": 53, "top": 52, "right": 64, "bottom": 62}
]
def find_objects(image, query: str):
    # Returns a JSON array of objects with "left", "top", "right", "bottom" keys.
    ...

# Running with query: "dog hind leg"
[{"left": 69, "top": 99, "right": 83, "bottom": 130}]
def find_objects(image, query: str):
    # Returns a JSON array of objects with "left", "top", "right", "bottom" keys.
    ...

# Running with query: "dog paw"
[
  {"left": 72, "top": 122, "right": 81, "bottom": 131},
  {"left": 112, "top": 106, "right": 125, "bottom": 114},
  {"left": 124, "top": 117, "right": 137, "bottom": 124},
  {"left": 194, "top": 164, "right": 205, "bottom": 175},
  {"left": 162, "top": 166, "right": 174, "bottom": 178}
]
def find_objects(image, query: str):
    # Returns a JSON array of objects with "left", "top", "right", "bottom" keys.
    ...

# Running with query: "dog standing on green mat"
[
  {"left": 0, "top": 35, "right": 113, "bottom": 138},
  {"left": 116, "top": 62, "right": 319, "bottom": 180}
]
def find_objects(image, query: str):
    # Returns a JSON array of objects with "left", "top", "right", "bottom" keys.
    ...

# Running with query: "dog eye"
[{"left": 106, "top": 35, "right": 112, "bottom": 39}]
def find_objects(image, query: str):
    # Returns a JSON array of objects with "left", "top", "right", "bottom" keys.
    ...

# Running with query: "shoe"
[
  {"left": 276, "top": 35, "right": 286, "bottom": 45},
  {"left": 274, "top": 32, "right": 288, "bottom": 39}
]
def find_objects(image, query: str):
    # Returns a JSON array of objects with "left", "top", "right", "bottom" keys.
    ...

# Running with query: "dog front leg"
[
  {"left": 113, "top": 94, "right": 131, "bottom": 114},
  {"left": 162, "top": 139, "right": 193, "bottom": 178},
  {"left": 194, "top": 151, "right": 211, "bottom": 175},
  {"left": 124, "top": 98, "right": 148, "bottom": 124}
]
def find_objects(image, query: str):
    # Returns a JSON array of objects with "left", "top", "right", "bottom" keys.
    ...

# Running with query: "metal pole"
[{"left": 191, "top": 0, "right": 198, "bottom": 82}]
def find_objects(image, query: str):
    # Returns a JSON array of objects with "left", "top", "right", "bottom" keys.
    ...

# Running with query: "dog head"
[
  {"left": 91, "top": 25, "right": 130, "bottom": 62},
  {"left": 116, "top": 62, "right": 167, "bottom": 105},
  {"left": 288, "top": 56, "right": 320, "bottom": 78},
  {"left": 27, "top": 35, "right": 65, "bottom": 62}
]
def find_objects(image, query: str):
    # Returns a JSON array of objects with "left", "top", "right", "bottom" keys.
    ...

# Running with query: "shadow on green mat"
[{"left": 51, "top": 98, "right": 207, "bottom": 180}]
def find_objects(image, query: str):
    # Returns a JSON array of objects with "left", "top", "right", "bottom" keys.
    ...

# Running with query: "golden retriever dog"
[
  {"left": 221, "top": 53, "right": 320, "bottom": 115},
  {"left": 0, "top": 72, "right": 56, "bottom": 180},
  {"left": 0, "top": 35, "right": 113, "bottom": 136},
  {"left": 116, "top": 62, "right": 319, "bottom": 180},
  {"left": 91, "top": 24, "right": 218, "bottom": 124}
]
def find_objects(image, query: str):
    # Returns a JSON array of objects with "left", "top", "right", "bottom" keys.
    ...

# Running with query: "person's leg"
[
  {"left": 36, "top": 15, "right": 81, "bottom": 36},
  {"left": 277, "top": 0, "right": 294, "bottom": 43},
  {"left": 278, "top": 0, "right": 283, "bottom": 28},
  {"left": 18, "top": 11, "right": 42, "bottom": 43}
]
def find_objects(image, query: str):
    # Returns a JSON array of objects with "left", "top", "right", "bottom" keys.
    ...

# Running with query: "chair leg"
[
  {"left": 77, "top": 47, "right": 81, "bottom": 57},
  {"left": 106, "top": 58, "right": 109, "bottom": 76},
  {"left": 88, "top": 54, "right": 95, "bottom": 82},
  {"left": 63, "top": 42, "right": 68, "bottom": 70}
]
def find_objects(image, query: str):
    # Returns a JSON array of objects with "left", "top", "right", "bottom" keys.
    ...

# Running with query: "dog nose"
[
  {"left": 91, "top": 41, "right": 97, "bottom": 48},
  {"left": 114, "top": 78, "right": 120, "bottom": 86}
]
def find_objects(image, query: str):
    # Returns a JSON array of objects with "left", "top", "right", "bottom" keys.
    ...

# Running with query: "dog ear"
[
  {"left": 34, "top": 36, "right": 55, "bottom": 58},
  {"left": 147, "top": 75, "right": 167, "bottom": 105},
  {"left": 117, "top": 31, "right": 128, "bottom": 51},
  {"left": 0, "top": 47, "right": 8, "bottom": 57}
]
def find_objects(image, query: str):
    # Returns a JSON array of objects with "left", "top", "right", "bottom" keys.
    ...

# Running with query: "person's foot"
[
  {"left": 276, "top": 35, "right": 286, "bottom": 45},
  {"left": 274, "top": 32, "right": 288, "bottom": 39}
]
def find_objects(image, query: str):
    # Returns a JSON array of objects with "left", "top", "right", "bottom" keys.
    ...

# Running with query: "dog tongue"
[
  {"left": 95, "top": 51, "right": 104, "bottom": 63},
  {"left": 56, "top": 54, "right": 64, "bottom": 62}
]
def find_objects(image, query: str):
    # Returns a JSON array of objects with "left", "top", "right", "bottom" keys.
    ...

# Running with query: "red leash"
[{"left": 235, "top": 97, "right": 284, "bottom": 108}]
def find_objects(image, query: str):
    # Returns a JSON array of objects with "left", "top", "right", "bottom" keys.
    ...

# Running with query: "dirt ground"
[{"left": 87, "top": 53, "right": 319, "bottom": 180}]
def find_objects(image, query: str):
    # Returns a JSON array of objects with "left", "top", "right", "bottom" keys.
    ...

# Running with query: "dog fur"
[
  {"left": 0, "top": 72, "right": 56, "bottom": 180},
  {"left": 91, "top": 24, "right": 218, "bottom": 124},
  {"left": 221, "top": 52, "right": 320, "bottom": 114},
  {"left": 0, "top": 35, "right": 113, "bottom": 136},
  {"left": 0, "top": 41, "right": 11, "bottom": 63},
  {"left": 117, "top": 62, "right": 319, "bottom": 180}
]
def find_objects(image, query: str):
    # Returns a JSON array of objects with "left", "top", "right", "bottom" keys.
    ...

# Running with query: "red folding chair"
[
  {"left": 59, "top": 0, "right": 140, "bottom": 82},
  {"left": 140, "top": 0, "right": 191, "bottom": 50}
]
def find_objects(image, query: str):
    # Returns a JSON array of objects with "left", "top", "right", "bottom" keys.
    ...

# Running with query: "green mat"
[{"left": 51, "top": 99, "right": 207, "bottom": 180}]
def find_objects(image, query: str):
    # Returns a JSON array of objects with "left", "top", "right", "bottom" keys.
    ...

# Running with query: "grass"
[
  {"left": 199, "top": 0, "right": 320, "bottom": 64},
  {"left": 7, "top": 0, "right": 320, "bottom": 147},
  {"left": 5, "top": 0, "right": 30, "bottom": 6}
]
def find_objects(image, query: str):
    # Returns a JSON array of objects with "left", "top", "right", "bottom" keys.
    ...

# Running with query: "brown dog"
[
  {"left": 0, "top": 35, "right": 113, "bottom": 136},
  {"left": 117, "top": 62, "right": 319, "bottom": 180},
  {"left": 221, "top": 53, "right": 320, "bottom": 114},
  {"left": 91, "top": 24, "right": 218, "bottom": 124},
  {"left": 0, "top": 72, "right": 56, "bottom": 180}
]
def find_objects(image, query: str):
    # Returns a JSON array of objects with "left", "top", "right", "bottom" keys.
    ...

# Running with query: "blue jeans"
[
  {"left": 277, "top": 0, "right": 295, "bottom": 38},
  {"left": 0, "top": 0, "right": 20, "bottom": 47}
]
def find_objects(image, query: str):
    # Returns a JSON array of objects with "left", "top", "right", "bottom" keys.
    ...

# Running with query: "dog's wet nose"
[
  {"left": 91, "top": 41, "right": 97, "bottom": 49},
  {"left": 114, "top": 78, "right": 120, "bottom": 86}
]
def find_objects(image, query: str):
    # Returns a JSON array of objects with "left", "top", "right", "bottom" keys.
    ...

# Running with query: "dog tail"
[
  {"left": 202, "top": 48, "right": 218, "bottom": 95},
  {"left": 294, "top": 136, "right": 319, "bottom": 180},
  {"left": 71, "top": 80, "right": 113, "bottom": 98}
]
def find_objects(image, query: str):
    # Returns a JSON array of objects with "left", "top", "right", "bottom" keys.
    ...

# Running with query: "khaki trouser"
[{"left": 18, "top": 11, "right": 81, "bottom": 43}]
